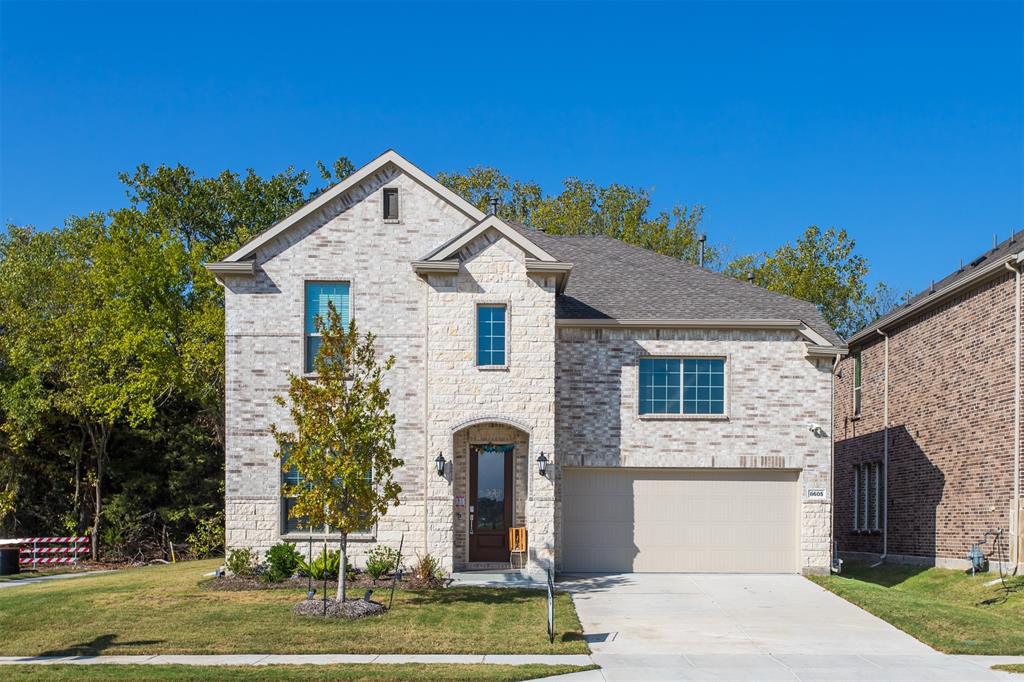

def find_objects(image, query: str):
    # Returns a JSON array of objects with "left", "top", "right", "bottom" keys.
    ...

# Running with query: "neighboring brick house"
[
  {"left": 834, "top": 236, "right": 1024, "bottom": 571},
  {"left": 207, "top": 150, "right": 843, "bottom": 577}
]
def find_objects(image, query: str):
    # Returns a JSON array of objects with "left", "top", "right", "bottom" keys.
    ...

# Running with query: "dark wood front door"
[{"left": 469, "top": 445, "right": 513, "bottom": 563}]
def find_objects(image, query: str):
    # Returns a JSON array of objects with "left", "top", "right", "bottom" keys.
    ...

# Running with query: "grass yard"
[
  {"left": 0, "top": 560, "right": 588, "bottom": 656},
  {"left": 994, "top": 665, "right": 1024, "bottom": 675},
  {"left": 809, "top": 560, "right": 1024, "bottom": 654},
  {"left": 0, "top": 664, "right": 597, "bottom": 681}
]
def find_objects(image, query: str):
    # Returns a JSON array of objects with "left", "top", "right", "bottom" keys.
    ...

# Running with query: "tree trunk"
[
  {"left": 88, "top": 425, "right": 109, "bottom": 561},
  {"left": 337, "top": 533, "right": 348, "bottom": 602}
]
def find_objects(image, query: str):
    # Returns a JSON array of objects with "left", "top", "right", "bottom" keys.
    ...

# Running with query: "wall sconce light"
[
  {"left": 537, "top": 452, "right": 548, "bottom": 477},
  {"left": 435, "top": 452, "right": 446, "bottom": 477}
]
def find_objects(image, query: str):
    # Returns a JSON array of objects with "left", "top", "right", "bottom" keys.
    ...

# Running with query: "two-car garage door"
[{"left": 562, "top": 468, "right": 798, "bottom": 573}]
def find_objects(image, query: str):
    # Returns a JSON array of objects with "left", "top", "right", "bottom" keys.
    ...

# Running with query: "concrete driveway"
[{"left": 560, "top": 573, "right": 1018, "bottom": 681}]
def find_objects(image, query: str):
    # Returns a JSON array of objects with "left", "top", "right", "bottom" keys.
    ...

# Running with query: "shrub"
[
  {"left": 298, "top": 549, "right": 340, "bottom": 580},
  {"left": 187, "top": 513, "right": 225, "bottom": 559},
  {"left": 412, "top": 552, "right": 444, "bottom": 584},
  {"left": 365, "top": 545, "right": 401, "bottom": 580},
  {"left": 226, "top": 547, "right": 258, "bottom": 578},
  {"left": 263, "top": 542, "right": 302, "bottom": 582}
]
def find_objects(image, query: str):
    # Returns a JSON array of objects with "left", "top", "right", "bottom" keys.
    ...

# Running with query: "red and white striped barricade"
[{"left": 0, "top": 536, "right": 90, "bottom": 569}]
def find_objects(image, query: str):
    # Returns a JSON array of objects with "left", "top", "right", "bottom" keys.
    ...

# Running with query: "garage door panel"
[{"left": 562, "top": 468, "right": 798, "bottom": 573}]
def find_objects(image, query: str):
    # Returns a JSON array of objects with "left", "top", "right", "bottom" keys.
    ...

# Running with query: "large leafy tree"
[
  {"left": 272, "top": 304, "right": 401, "bottom": 602},
  {"left": 724, "top": 226, "right": 908, "bottom": 339},
  {"left": 438, "top": 166, "right": 713, "bottom": 264}
]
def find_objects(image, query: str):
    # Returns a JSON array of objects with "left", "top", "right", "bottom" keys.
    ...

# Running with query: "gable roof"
[
  {"left": 420, "top": 215, "right": 560, "bottom": 263},
  {"left": 503, "top": 222, "right": 844, "bottom": 347},
  {"left": 219, "top": 150, "right": 485, "bottom": 263},
  {"left": 846, "top": 233, "right": 1024, "bottom": 346}
]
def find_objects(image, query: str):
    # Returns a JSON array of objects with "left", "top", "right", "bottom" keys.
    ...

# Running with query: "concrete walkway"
[
  {"left": 0, "top": 570, "right": 113, "bottom": 589},
  {"left": 560, "top": 573, "right": 1022, "bottom": 680}
]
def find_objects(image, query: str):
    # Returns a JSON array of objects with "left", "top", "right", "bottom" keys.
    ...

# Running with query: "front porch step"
[{"left": 449, "top": 570, "right": 543, "bottom": 589}]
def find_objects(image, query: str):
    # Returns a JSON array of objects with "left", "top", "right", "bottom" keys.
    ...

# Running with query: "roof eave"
[
  {"left": 204, "top": 261, "right": 255, "bottom": 280},
  {"left": 846, "top": 249, "right": 1024, "bottom": 346}
]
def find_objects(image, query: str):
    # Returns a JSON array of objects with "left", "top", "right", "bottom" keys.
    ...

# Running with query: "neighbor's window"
[
  {"left": 305, "top": 282, "right": 350, "bottom": 373},
  {"left": 383, "top": 188, "right": 399, "bottom": 220},
  {"left": 852, "top": 461, "right": 883, "bottom": 532},
  {"left": 853, "top": 353, "right": 862, "bottom": 416},
  {"left": 477, "top": 304, "right": 507, "bottom": 366}
]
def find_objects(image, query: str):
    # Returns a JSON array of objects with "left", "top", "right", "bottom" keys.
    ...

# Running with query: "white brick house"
[{"left": 207, "top": 150, "right": 844, "bottom": 577}]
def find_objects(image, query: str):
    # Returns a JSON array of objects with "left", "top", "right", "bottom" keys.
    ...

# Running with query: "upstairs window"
[
  {"left": 305, "top": 282, "right": 350, "bottom": 373},
  {"left": 639, "top": 357, "right": 725, "bottom": 415},
  {"left": 476, "top": 304, "right": 507, "bottom": 367},
  {"left": 383, "top": 188, "right": 399, "bottom": 221},
  {"left": 853, "top": 353, "right": 862, "bottom": 415}
]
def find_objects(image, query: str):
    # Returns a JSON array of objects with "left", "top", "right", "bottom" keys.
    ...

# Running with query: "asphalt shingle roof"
[{"left": 505, "top": 222, "right": 844, "bottom": 347}]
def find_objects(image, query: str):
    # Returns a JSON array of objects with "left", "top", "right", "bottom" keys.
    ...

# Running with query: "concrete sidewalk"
[{"left": 0, "top": 570, "right": 113, "bottom": 589}]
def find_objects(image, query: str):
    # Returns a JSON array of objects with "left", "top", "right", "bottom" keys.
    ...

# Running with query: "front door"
[{"left": 469, "top": 445, "right": 513, "bottom": 563}]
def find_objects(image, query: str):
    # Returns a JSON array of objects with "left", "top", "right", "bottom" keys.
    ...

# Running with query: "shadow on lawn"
[
  {"left": 38, "top": 634, "right": 163, "bottom": 657},
  {"left": 404, "top": 587, "right": 545, "bottom": 606},
  {"left": 837, "top": 560, "right": 933, "bottom": 588}
]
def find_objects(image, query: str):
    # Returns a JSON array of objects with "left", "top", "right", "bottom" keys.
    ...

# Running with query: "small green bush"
[
  {"left": 263, "top": 542, "right": 302, "bottom": 582},
  {"left": 187, "top": 513, "right": 225, "bottom": 560},
  {"left": 299, "top": 549, "right": 340, "bottom": 580},
  {"left": 226, "top": 547, "right": 258, "bottom": 578},
  {"left": 365, "top": 545, "right": 401, "bottom": 580}
]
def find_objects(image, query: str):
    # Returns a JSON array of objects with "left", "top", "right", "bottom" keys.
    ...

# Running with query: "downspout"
[
  {"left": 423, "top": 279, "right": 431, "bottom": 558},
  {"left": 877, "top": 329, "right": 889, "bottom": 560},
  {"left": 1005, "top": 261, "right": 1021, "bottom": 571},
  {"left": 831, "top": 352, "right": 842, "bottom": 572}
]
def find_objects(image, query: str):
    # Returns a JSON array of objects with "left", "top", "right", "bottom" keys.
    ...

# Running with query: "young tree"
[{"left": 271, "top": 303, "right": 401, "bottom": 602}]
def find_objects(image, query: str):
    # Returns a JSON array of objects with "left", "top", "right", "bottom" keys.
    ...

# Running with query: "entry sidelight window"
[{"left": 639, "top": 357, "right": 725, "bottom": 415}]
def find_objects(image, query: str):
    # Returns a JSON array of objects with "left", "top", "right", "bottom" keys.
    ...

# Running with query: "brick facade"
[{"left": 834, "top": 271, "right": 1023, "bottom": 569}]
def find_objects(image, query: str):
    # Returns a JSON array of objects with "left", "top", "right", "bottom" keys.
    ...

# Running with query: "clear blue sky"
[{"left": 2, "top": 1, "right": 1021, "bottom": 295}]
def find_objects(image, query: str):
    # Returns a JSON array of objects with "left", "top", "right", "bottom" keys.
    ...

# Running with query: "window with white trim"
[
  {"left": 639, "top": 357, "right": 725, "bottom": 415},
  {"left": 853, "top": 353, "right": 862, "bottom": 416},
  {"left": 305, "top": 282, "right": 350, "bottom": 373},
  {"left": 852, "top": 461, "right": 883, "bottom": 532}
]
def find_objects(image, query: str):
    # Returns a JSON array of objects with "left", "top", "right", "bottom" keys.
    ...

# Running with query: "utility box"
[{"left": 0, "top": 547, "right": 20, "bottom": 576}]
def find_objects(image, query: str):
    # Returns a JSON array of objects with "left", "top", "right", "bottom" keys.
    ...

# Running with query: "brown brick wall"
[{"left": 834, "top": 271, "right": 1018, "bottom": 563}]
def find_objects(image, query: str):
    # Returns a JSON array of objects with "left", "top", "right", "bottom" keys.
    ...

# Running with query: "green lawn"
[
  {"left": 0, "top": 560, "right": 588, "bottom": 656},
  {"left": 994, "top": 665, "right": 1024, "bottom": 675},
  {"left": 0, "top": 664, "right": 597, "bottom": 681},
  {"left": 809, "top": 560, "right": 1024, "bottom": 654}
]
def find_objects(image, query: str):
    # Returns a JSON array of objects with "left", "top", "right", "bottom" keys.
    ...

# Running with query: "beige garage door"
[{"left": 562, "top": 468, "right": 798, "bottom": 573}]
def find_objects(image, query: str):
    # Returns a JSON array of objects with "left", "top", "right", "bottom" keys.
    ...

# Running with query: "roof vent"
[
  {"left": 747, "top": 272, "right": 755, "bottom": 284},
  {"left": 698, "top": 234, "right": 707, "bottom": 268},
  {"left": 487, "top": 197, "right": 500, "bottom": 216}
]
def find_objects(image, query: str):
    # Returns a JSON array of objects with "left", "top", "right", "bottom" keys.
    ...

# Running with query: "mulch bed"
[
  {"left": 201, "top": 573, "right": 446, "bottom": 592},
  {"left": 293, "top": 597, "right": 387, "bottom": 619}
]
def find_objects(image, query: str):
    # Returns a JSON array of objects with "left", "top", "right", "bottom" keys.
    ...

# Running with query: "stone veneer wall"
[
  {"left": 221, "top": 164, "right": 476, "bottom": 565},
  {"left": 422, "top": 234, "right": 557, "bottom": 575},
  {"left": 555, "top": 327, "right": 834, "bottom": 574},
  {"left": 834, "top": 271, "right": 1020, "bottom": 566}
]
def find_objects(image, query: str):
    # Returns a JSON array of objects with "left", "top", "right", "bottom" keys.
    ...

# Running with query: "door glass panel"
[{"left": 476, "top": 449, "right": 506, "bottom": 531}]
